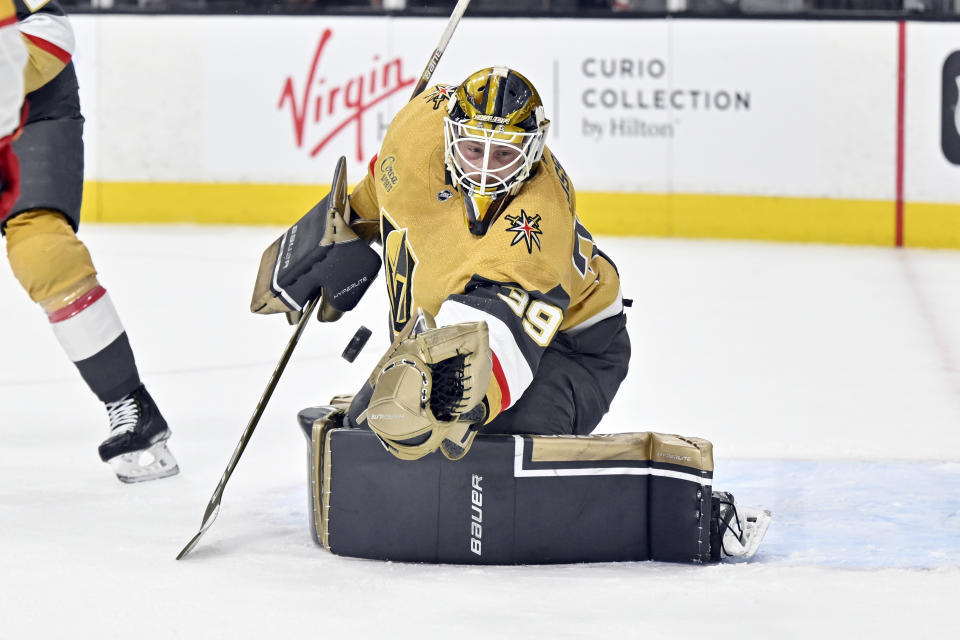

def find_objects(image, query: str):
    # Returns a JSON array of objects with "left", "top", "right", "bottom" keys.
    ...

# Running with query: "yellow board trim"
[
  {"left": 904, "top": 202, "right": 960, "bottom": 249},
  {"left": 80, "top": 181, "right": 960, "bottom": 249},
  {"left": 81, "top": 181, "right": 328, "bottom": 226},
  {"left": 575, "top": 192, "right": 899, "bottom": 245}
]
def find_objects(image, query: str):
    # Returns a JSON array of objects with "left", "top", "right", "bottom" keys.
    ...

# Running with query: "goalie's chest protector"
[{"left": 368, "top": 94, "right": 577, "bottom": 334}]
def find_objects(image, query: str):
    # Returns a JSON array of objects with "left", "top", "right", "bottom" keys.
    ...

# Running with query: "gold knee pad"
[{"left": 5, "top": 210, "right": 99, "bottom": 312}]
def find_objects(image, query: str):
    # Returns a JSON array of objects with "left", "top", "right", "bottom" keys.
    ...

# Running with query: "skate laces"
[{"left": 106, "top": 395, "right": 140, "bottom": 435}]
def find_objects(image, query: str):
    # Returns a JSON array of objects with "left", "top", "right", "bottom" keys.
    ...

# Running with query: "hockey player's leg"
[{"left": 4, "top": 210, "right": 178, "bottom": 482}]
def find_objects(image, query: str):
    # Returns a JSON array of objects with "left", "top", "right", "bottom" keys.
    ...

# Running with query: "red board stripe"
[
  {"left": 0, "top": 15, "right": 17, "bottom": 28},
  {"left": 490, "top": 350, "right": 510, "bottom": 413},
  {"left": 48, "top": 286, "right": 106, "bottom": 323},
  {"left": 895, "top": 21, "right": 906, "bottom": 248}
]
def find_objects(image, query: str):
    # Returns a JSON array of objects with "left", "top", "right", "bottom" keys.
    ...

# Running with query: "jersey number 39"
[{"left": 497, "top": 287, "right": 562, "bottom": 347}]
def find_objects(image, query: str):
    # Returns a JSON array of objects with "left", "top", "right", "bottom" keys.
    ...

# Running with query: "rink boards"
[{"left": 65, "top": 16, "right": 960, "bottom": 249}]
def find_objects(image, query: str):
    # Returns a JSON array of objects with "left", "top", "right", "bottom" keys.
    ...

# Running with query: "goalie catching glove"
[
  {"left": 360, "top": 309, "right": 492, "bottom": 461},
  {"left": 250, "top": 156, "right": 381, "bottom": 322}
]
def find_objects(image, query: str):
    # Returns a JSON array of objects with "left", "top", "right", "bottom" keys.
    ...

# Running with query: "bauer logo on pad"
[{"left": 941, "top": 51, "right": 960, "bottom": 165}]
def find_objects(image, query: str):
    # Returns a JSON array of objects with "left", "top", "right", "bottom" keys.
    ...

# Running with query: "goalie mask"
[{"left": 443, "top": 67, "right": 550, "bottom": 235}]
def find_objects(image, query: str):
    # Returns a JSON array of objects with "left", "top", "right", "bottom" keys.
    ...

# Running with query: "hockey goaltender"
[{"left": 250, "top": 67, "right": 772, "bottom": 565}]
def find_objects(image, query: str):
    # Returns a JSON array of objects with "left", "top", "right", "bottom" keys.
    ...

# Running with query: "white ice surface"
[{"left": 1, "top": 226, "right": 958, "bottom": 638}]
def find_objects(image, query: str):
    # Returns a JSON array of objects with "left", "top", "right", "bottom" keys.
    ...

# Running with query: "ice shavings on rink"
[{"left": 1, "top": 226, "right": 958, "bottom": 638}]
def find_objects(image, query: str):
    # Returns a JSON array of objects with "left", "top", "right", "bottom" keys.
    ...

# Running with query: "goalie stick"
[
  {"left": 176, "top": 0, "right": 471, "bottom": 559},
  {"left": 176, "top": 293, "right": 320, "bottom": 561},
  {"left": 410, "top": 0, "right": 471, "bottom": 100},
  {"left": 176, "top": 154, "right": 348, "bottom": 560}
]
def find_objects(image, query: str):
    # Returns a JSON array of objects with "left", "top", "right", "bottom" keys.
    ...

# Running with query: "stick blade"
[
  {"left": 175, "top": 503, "right": 221, "bottom": 560},
  {"left": 176, "top": 531, "right": 205, "bottom": 561}
]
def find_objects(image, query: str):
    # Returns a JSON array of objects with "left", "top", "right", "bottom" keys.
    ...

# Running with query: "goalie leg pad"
[{"left": 302, "top": 424, "right": 719, "bottom": 564}]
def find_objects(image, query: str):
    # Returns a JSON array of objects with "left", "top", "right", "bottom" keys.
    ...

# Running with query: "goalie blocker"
[
  {"left": 297, "top": 408, "right": 742, "bottom": 564},
  {"left": 250, "top": 156, "right": 381, "bottom": 320}
]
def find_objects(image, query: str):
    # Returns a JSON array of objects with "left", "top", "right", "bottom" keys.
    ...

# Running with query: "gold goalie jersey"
[{"left": 349, "top": 85, "right": 624, "bottom": 423}]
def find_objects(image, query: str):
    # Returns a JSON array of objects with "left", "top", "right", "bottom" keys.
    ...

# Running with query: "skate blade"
[
  {"left": 723, "top": 508, "right": 773, "bottom": 561},
  {"left": 109, "top": 441, "right": 180, "bottom": 484}
]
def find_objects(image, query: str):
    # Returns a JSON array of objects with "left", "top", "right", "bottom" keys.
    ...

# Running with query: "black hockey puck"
[{"left": 341, "top": 325, "right": 372, "bottom": 363}]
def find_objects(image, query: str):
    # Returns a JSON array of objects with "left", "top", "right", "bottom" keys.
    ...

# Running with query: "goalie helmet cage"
[{"left": 298, "top": 409, "right": 715, "bottom": 564}]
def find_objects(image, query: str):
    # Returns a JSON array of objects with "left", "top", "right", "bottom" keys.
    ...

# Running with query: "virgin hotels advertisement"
[{"left": 69, "top": 15, "right": 958, "bottom": 206}]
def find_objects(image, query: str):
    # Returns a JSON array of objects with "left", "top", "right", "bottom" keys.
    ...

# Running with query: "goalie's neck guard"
[{"left": 458, "top": 188, "right": 511, "bottom": 236}]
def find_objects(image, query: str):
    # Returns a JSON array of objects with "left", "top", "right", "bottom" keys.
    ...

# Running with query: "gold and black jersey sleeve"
[
  {"left": 349, "top": 84, "right": 624, "bottom": 423},
  {"left": 15, "top": 0, "right": 73, "bottom": 94}
]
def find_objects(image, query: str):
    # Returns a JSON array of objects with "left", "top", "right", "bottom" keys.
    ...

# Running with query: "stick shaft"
[
  {"left": 410, "top": 0, "right": 471, "bottom": 100},
  {"left": 176, "top": 295, "right": 320, "bottom": 560},
  {"left": 216, "top": 293, "right": 318, "bottom": 495}
]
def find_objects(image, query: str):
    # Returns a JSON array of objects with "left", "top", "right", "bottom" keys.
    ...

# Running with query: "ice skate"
[
  {"left": 711, "top": 491, "right": 772, "bottom": 561},
  {"left": 98, "top": 384, "right": 179, "bottom": 483}
]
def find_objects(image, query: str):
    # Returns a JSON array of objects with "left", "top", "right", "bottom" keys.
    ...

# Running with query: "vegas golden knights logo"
[{"left": 381, "top": 210, "right": 418, "bottom": 334}]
